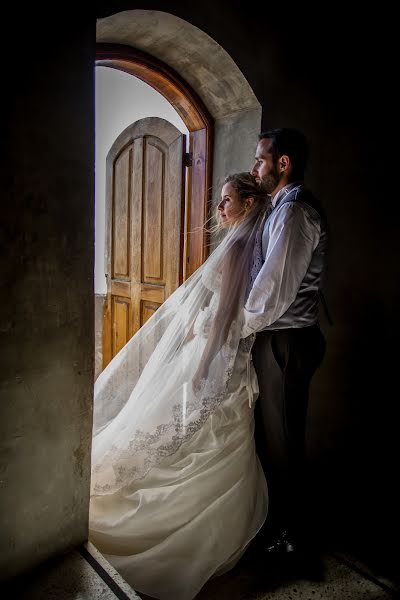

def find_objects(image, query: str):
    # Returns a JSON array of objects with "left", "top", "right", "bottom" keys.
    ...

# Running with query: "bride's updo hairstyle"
[
  {"left": 212, "top": 172, "right": 269, "bottom": 231},
  {"left": 224, "top": 172, "right": 267, "bottom": 211}
]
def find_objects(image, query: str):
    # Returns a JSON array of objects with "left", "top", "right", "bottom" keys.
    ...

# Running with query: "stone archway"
[{"left": 96, "top": 9, "right": 262, "bottom": 216}]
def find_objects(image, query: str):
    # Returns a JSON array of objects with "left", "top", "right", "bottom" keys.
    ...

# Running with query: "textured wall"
[
  {"left": 97, "top": 9, "right": 259, "bottom": 119},
  {"left": 211, "top": 108, "right": 262, "bottom": 205},
  {"left": 0, "top": 11, "right": 95, "bottom": 579}
]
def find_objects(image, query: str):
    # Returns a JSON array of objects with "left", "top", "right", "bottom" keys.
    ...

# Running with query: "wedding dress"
[{"left": 89, "top": 207, "right": 268, "bottom": 600}]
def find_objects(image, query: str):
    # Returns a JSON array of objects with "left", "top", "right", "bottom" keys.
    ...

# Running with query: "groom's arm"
[{"left": 241, "top": 202, "right": 320, "bottom": 338}]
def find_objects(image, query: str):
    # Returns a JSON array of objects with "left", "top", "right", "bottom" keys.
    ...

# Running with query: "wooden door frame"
[{"left": 96, "top": 43, "right": 214, "bottom": 279}]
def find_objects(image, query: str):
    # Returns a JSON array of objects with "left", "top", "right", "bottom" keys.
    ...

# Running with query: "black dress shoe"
[
  {"left": 266, "top": 529, "right": 296, "bottom": 554},
  {"left": 265, "top": 529, "right": 324, "bottom": 581}
]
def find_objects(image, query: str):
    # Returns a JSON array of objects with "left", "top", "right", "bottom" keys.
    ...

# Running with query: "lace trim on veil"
[{"left": 93, "top": 326, "right": 237, "bottom": 493}]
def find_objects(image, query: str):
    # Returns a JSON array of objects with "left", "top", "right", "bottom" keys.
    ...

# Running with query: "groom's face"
[{"left": 251, "top": 139, "right": 281, "bottom": 195}]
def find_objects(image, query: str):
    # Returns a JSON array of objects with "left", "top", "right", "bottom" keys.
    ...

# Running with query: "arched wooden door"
[
  {"left": 96, "top": 44, "right": 213, "bottom": 279},
  {"left": 102, "top": 117, "right": 185, "bottom": 367}
]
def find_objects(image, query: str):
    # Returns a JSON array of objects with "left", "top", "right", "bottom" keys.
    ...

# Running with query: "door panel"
[
  {"left": 103, "top": 117, "right": 184, "bottom": 368},
  {"left": 143, "top": 141, "right": 164, "bottom": 281},
  {"left": 113, "top": 152, "right": 131, "bottom": 278},
  {"left": 112, "top": 296, "right": 130, "bottom": 356}
]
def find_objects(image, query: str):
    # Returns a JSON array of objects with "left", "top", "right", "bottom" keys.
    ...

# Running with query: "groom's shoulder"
[
  {"left": 286, "top": 186, "right": 325, "bottom": 222},
  {"left": 288, "top": 185, "right": 319, "bottom": 205}
]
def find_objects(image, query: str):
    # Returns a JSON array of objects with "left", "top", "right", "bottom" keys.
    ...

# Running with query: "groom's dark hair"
[{"left": 259, "top": 128, "right": 308, "bottom": 181}]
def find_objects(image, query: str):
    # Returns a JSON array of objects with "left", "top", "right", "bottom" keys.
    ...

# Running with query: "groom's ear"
[{"left": 279, "top": 154, "right": 290, "bottom": 173}]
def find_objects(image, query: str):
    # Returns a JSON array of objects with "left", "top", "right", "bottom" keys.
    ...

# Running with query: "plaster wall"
[{"left": 0, "top": 14, "right": 95, "bottom": 579}]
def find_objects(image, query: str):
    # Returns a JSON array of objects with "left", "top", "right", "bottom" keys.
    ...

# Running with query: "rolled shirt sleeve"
[{"left": 241, "top": 202, "right": 320, "bottom": 338}]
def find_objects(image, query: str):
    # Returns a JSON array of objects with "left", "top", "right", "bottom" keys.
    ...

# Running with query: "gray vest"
[{"left": 248, "top": 185, "right": 329, "bottom": 329}]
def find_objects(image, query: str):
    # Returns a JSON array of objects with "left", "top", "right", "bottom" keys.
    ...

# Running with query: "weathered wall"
[
  {"left": 96, "top": 9, "right": 260, "bottom": 119},
  {"left": 0, "top": 11, "right": 95, "bottom": 579},
  {"left": 211, "top": 108, "right": 262, "bottom": 205}
]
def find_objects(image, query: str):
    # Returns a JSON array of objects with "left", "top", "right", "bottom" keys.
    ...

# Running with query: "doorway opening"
[{"left": 95, "top": 44, "right": 213, "bottom": 374}]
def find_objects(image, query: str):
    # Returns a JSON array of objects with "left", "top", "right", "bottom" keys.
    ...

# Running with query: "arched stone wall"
[{"left": 96, "top": 10, "right": 262, "bottom": 208}]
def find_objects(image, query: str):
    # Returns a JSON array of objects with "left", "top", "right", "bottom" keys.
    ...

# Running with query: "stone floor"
[
  {"left": 195, "top": 549, "right": 398, "bottom": 600},
  {"left": 9, "top": 543, "right": 140, "bottom": 600},
  {"left": 7, "top": 540, "right": 399, "bottom": 599}
]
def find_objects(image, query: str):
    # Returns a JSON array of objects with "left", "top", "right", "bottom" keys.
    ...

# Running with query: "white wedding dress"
[{"left": 89, "top": 211, "right": 268, "bottom": 600}]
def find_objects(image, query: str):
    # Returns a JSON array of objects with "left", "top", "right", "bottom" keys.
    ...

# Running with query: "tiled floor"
[{"left": 8, "top": 542, "right": 399, "bottom": 599}]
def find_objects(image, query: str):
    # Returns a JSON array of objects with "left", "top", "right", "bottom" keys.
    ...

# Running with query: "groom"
[{"left": 242, "top": 128, "right": 327, "bottom": 558}]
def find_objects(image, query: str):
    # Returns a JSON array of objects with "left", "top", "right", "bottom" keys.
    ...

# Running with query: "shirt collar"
[{"left": 271, "top": 181, "right": 304, "bottom": 207}]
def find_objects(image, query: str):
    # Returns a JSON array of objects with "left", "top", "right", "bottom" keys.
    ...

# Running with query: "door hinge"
[{"left": 183, "top": 152, "right": 193, "bottom": 167}]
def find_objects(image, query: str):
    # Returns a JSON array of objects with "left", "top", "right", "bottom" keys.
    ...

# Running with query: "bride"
[{"left": 89, "top": 172, "right": 269, "bottom": 600}]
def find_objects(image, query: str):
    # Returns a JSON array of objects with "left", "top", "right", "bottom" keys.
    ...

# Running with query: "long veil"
[{"left": 91, "top": 205, "right": 265, "bottom": 497}]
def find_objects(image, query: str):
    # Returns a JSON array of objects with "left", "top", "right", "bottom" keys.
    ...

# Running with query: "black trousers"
[{"left": 252, "top": 324, "right": 326, "bottom": 537}]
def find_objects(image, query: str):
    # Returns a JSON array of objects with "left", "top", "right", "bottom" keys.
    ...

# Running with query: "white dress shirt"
[{"left": 241, "top": 183, "right": 326, "bottom": 337}]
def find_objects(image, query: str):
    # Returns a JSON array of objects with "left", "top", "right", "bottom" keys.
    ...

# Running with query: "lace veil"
[{"left": 91, "top": 204, "right": 266, "bottom": 496}]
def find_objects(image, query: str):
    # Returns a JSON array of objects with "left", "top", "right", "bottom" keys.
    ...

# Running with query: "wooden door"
[{"left": 103, "top": 117, "right": 185, "bottom": 368}]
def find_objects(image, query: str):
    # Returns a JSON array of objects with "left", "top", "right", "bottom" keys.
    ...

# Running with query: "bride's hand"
[{"left": 192, "top": 367, "right": 207, "bottom": 394}]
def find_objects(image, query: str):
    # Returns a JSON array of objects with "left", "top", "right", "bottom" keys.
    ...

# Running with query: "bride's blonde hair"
[{"left": 205, "top": 172, "right": 269, "bottom": 233}]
